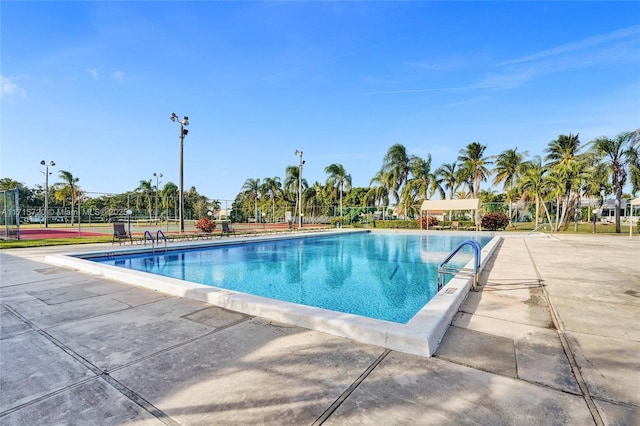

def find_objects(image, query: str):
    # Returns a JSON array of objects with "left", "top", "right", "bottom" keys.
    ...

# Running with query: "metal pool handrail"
[
  {"left": 437, "top": 239, "right": 481, "bottom": 291},
  {"left": 143, "top": 230, "right": 155, "bottom": 253},
  {"left": 156, "top": 230, "right": 167, "bottom": 252}
]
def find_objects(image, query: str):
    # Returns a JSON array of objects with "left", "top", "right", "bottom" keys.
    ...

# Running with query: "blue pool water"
[{"left": 90, "top": 233, "right": 491, "bottom": 323}]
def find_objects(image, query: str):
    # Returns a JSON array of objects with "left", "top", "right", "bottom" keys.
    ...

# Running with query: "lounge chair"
[
  {"left": 452, "top": 220, "right": 460, "bottom": 230},
  {"left": 112, "top": 223, "right": 132, "bottom": 244},
  {"left": 220, "top": 221, "right": 236, "bottom": 237}
]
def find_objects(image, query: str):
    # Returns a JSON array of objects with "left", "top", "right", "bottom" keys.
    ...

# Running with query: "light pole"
[
  {"left": 153, "top": 172, "right": 163, "bottom": 225},
  {"left": 170, "top": 113, "right": 189, "bottom": 233},
  {"left": 40, "top": 160, "right": 55, "bottom": 228},
  {"left": 294, "top": 150, "right": 304, "bottom": 229}
]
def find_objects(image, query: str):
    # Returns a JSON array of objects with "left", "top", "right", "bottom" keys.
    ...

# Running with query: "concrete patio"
[{"left": 1, "top": 233, "right": 638, "bottom": 425}]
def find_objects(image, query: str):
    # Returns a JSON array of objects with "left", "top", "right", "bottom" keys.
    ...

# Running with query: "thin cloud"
[
  {"left": 498, "top": 25, "right": 640, "bottom": 66},
  {"left": 364, "top": 86, "right": 481, "bottom": 95},
  {"left": 0, "top": 74, "right": 27, "bottom": 98},
  {"left": 88, "top": 69, "right": 99, "bottom": 81},
  {"left": 250, "top": 34, "right": 414, "bottom": 86},
  {"left": 404, "top": 57, "right": 467, "bottom": 72},
  {"left": 111, "top": 70, "right": 125, "bottom": 82}
]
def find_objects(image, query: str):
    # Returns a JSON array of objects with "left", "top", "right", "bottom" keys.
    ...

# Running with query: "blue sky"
[{"left": 2, "top": 1, "right": 639, "bottom": 203}]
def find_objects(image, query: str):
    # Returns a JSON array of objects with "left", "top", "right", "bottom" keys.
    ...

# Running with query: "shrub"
[
  {"left": 370, "top": 220, "right": 418, "bottom": 229},
  {"left": 329, "top": 216, "right": 344, "bottom": 227},
  {"left": 481, "top": 212, "right": 509, "bottom": 230},
  {"left": 194, "top": 217, "right": 216, "bottom": 233},
  {"left": 416, "top": 216, "right": 439, "bottom": 228}
]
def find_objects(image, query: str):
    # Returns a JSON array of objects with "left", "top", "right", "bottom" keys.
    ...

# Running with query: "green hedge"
[{"left": 371, "top": 220, "right": 418, "bottom": 229}]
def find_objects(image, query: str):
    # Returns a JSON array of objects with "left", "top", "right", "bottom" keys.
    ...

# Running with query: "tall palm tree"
[
  {"left": 136, "top": 179, "right": 154, "bottom": 222},
  {"left": 57, "top": 170, "right": 80, "bottom": 225},
  {"left": 380, "top": 144, "right": 411, "bottom": 206},
  {"left": 241, "top": 178, "right": 261, "bottom": 222},
  {"left": 261, "top": 177, "right": 282, "bottom": 223},
  {"left": 493, "top": 147, "right": 527, "bottom": 224},
  {"left": 284, "top": 165, "right": 308, "bottom": 218},
  {"left": 324, "top": 163, "right": 352, "bottom": 217},
  {"left": 544, "top": 133, "right": 584, "bottom": 230},
  {"left": 160, "top": 181, "right": 178, "bottom": 222},
  {"left": 457, "top": 142, "right": 493, "bottom": 198},
  {"left": 368, "top": 170, "right": 390, "bottom": 219},
  {"left": 589, "top": 130, "right": 640, "bottom": 232}
]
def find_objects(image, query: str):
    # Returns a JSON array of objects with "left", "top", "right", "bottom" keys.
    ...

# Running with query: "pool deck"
[{"left": 1, "top": 233, "right": 638, "bottom": 425}]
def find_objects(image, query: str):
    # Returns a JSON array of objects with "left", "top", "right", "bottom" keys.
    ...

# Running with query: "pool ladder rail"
[
  {"left": 436, "top": 239, "right": 481, "bottom": 292},
  {"left": 142, "top": 230, "right": 168, "bottom": 254}
]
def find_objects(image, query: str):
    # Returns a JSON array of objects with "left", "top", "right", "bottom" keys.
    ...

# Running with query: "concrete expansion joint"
[
  {"left": 100, "top": 375, "right": 180, "bottom": 426},
  {"left": 107, "top": 315, "right": 255, "bottom": 375},
  {"left": 312, "top": 349, "right": 391, "bottom": 425},
  {"left": 2, "top": 303, "right": 103, "bottom": 376},
  {"left": 523, "top": 239, "right": 605, "bottom": 426}
]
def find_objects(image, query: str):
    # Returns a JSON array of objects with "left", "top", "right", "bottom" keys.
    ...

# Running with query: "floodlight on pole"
[
  {"left": 40, "top": 160, "right": 55, "bottom": 228},
  {"left": 170, "top": 113, "right": 189, "bottom": 233}
]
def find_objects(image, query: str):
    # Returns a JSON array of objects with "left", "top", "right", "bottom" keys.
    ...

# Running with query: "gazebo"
[{"left": 420, "top": 199, "right": 481, "bottom": 230}]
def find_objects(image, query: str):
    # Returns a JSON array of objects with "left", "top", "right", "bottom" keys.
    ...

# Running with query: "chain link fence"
[{"left": 11, "top": 189, "right": 636, "bottom": 234}]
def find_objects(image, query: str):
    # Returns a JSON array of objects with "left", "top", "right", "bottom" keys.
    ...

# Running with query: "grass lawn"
[{"left": 2, "top": 220, "right": 637, "bottom": 249}]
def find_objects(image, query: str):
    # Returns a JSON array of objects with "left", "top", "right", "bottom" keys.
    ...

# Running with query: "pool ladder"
[
  {"left": 142, "top": 230, "right": 168, "bottom": 254},
  {"left": 436, "top": 239, "right": 481, "bottom": 292}
]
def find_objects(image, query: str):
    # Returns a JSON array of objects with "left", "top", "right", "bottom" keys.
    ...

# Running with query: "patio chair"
[
  {"left": 221, "top": 221, "right": 236, "bottom": 237},
  {"left": 112, "top": 223, "right": 132, "bottom": 244}
]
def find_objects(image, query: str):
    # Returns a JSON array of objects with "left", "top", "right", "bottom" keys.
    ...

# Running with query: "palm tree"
[
  {"left": 284, "top": 165, "right": 308, "bottom": 218},
  {"left": 434, "top": 162, "right": 460, "bottom": 200},
  {"left": 380, "top": 144, "right": 411, "bottom": 207},
  {"left": 324, "top": 163, "right": 352, "bottom": 217},
  {"left": 57, "top": 170, "right": 80, "bottom": 225},
  {"left": 261, "top": 177, "right": 282, "bottom": 223},
  {"left": 136, "top": 179, "right": 154, "bottom": 222},
  {"left": 241, "top": 178, "right": 261, "bottom": 222},
  {"left": 518, "top": 156, "right": 553, "bottom": 227},
  {"left": 493, "top": 147, "right": 527, "bottom": 224},
  {"left": 589, "top": 130, "right": 640, "bottom": 232},
  {"left": 406, "top": 155, "right": 437, "bottom": 201},
  {"left": 161, "top": 181, "right": 178, "bottom": 222},
  {"left": 368, "top": 170, "right": 390, "bottom": 219},
  {"left": 544, "top": 133, "right": 584, "bottom": 230},
  {"left": 457, "top": 142, "right": 493, "bottom": 198}
]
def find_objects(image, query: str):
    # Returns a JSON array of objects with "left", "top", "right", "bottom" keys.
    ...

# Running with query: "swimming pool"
[
  {"left": 47, "top": 230, "right": 502, "bottom": 357},
  {"left": 88, "top": 232, "right": 492, "bottom": 323}
]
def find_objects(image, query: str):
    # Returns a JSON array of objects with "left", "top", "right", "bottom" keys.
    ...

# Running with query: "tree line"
[
  {"left": 1, "top": 172, "right": 217, "bottom": 224},
  {"left": 2, "top": 129, "right": 637, "bottom": 232},
  {"left": 233, "top": 130, "right": 639, "bottom": 233}
]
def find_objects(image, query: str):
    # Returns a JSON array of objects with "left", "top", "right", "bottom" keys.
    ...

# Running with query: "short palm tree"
[
  {"left": 518, "top": 156, "right": 553, "bottom": 227},
  {"left": 434, "top": 162, "right": 460, "bottom": 200},
  {"left": 57, "top": 170, "right": 80, "bottom": 225},
  {"left": 589, "top": 130, "right": 640, "bottom": 232}
]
